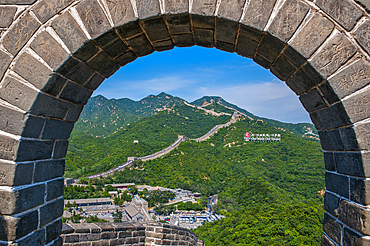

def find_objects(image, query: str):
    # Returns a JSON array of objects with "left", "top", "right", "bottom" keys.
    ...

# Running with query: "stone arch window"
[{"left": 0, "top": 0, "right": 370, "bottom": 245}]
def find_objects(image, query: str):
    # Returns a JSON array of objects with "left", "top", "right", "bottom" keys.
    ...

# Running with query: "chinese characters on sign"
[{"left": 244, "top": 132, "right": 281, "bottom": 142}]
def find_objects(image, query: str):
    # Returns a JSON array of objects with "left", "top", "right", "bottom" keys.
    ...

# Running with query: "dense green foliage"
[
  {"left": 66, "top": 104, "right": 230, "bottom": 178},
  {"left": 141, "top": 189, "right": 175, "bottom": 207},
  {"left": 203, "top": 103, "right": 235, "bottom": 114}
]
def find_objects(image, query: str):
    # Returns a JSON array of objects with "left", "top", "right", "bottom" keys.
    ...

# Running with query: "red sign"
[{"left": 245, "top": 132, "right": 249, "bottom": 138}]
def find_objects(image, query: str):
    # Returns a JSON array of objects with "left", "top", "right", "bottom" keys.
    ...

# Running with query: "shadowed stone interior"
[{"left": 1, "top": 0, "right": 370, "bottom": 245}]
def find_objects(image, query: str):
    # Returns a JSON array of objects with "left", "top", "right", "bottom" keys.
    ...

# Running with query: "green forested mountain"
[{"left": 66, "top": 93, "right": 325, "bottom": 245}]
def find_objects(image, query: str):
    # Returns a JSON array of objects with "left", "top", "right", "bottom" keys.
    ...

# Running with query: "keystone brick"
[
  {"left": 323, "top": 213, "right": 342, "bottom": 244},
  {"left": 299, "top": 89, "right": 327, "bottom": 112},
  {"left": 34, "top": 159, "right": 65, "bottom": 182},
  {"left": 136, "top": 0, "right": 161, "bottom": 18},
  {"left": 46, "top": 178, "right": 64, "bottom": 201},
  {"left": 46, "top": 219, "right": 62, "bottom": 244},
  {"left": 217, "top": 0, "right": 245, "bottom": 21},
  {"left": 310, "top": 33, "right": 357, "bottom": 79},
  {"left": 76, "top": 0, "right": 111, "bottom": 39},
  {"left": 325, "top": 172, "right": 349, "bottom": 198},
  {"left": 289, "top": 13, "right": 334, "bottom": 58},
  {"left": 166, "top": 14, "right": 191, "bottom": 34},
  {"left": 236, "top": 35, "right": 258, "bottom": 58},
  {"left": 3, "top": 13, "right": 40, "bottom": 56},
  {"left": 324, "top": 192, "right": 340, "bottom": 217},
  {"left": 41, "top": 119, "right": 74, "bottom": 140},
  {"left": 268, "top": 0, "right": 309, "bottom": 42},
  {"left": 0, "top": 184, "right": 45, "bottom": 215},
  {"left": 53, "top": 140, "right": 69, "bottom": 159},
  {"left": 106, "top": 0, "right": 136, "bottom": 26},
  {"left": 339, "top": 199, "right": 370, "bottom": 235},
  {"left": 59, "top": 81, "right": 93, "bottom": 104},
  {"left": 164, "top": 0, "right": 189, "bottom": 14},
  {"left": 0, "top": 161, "right": 33, "bottom": 186},
  {"left": 32, "top": 0, "right": 74, "bottom": 24},
  {"left": 216, "top": 18, "right": 238, "bottom": 44},
  {"left": 194, "top": 28, "right": 213, "bottom": 47},
  {"left": 16, "top": 139, "right": 54, "bottom": 162},
  {"left": 30, "top": 30, "right": 70, "bottom": 70},
  {"left": 240, "top": 0, "right": 276, "bottom": 30},
  {"left": 316, "top": 0, "right": 363, "bottom": 31},
  {"left": 191, "top": 0, "right": 217, "bottom": 16},
  {"left": 191, "top": 14, "right": 214, "bottom": 29},
  {"left": 126, "top": 34, "right": 154, "bottom": 57},
  {"left": 40, "top": 198, "right": 64, "bottom": 227},
  {"left": 52, "top": 12, "right": 88, "bottom": 53}
]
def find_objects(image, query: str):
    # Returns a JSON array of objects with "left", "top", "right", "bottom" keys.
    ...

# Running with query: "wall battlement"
[{"left": 61, "top": 222, "right": 204, "bottom": 246}]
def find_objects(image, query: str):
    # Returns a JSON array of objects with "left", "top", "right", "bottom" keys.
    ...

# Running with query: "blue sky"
[{"left": 93, "top": 46, "right": 311, "bottom": 123}]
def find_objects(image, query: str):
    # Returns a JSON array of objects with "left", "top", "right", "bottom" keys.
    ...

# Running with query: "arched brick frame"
[{"left": 0, "top": 0, "right": 370, "bottom": 245}]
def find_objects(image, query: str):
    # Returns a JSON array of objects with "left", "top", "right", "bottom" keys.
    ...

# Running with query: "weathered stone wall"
[
  {"left": 60, "top": 222, "right": 203, "bottom": 246},
  {"left": 1, "top": 0, "right": 370, "bottom": 245}
]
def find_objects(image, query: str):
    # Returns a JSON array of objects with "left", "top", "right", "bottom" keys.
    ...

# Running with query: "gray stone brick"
[
  {"left": 11, "top": 228, "right": 45, "bottom": 246},
  {"left": 236, "top": 35, "right": 258, "bottom": 58},
  {"left": 79, "top": 233, "right": 101, "bottom": 241},
  {"left": 101, "top": 232, "right": 117, "bottom": 239},
  {"left": 50, "top": 237, "right": 63, "bottom": 246},
  {"left": 286, "top": 63, "right": 324, "bottom": 95},
  {"left": 116, "top": 21, "right": 143, "bottom": 40},
  {"left": 96, "top": 36, "right": 129, "bottom": 60},
  {"left": 268, "top": 0, "right": 309, "bottom": 42},
  {"left": 0, "top": 211, "right": 38, "bottom": 241},
  {"left": 16, "top": 139, "right": 54, "bottom": 162},
  {"left": 324, "top": 192, "right": 340, "bottom": 217},
  {"left": 3, "top": 13, "right": 40, "bottom": 56},
  {"left": 84, "top": 72, "right": 105, "bottom": 90},
  {"left": 109, "top": 238, "right": 126, "bottom": 245},
  {"left": 321, "top": 234, "right": 336, "bottom": 246},
  {"left": 281, "top": 45, "right": 306, "bottom": 69},
  {"left": 30, "top": 93, "right": 71, "bottom": 119},
  {"left": 87, "top": 51, "right": 120, "bottom": 78},
  {"left": 34, "top": 159, "right": 65, "bottom": 182},
  {"left": 310, "top": 103, "right": 351, "bottom": 130},
  {"left": 53, "top": 140, "right": 69, "bottom": 159},
  {"left": 126, "top": 34, "right": 154, "bottom": 57},
  {"left": 32, "top": 0, "right": 74, "bottom": 24},
  {"left": 76, "top": 0, "right": 111, "bottom": 39},
  {"left": 166, "top": 14, "right": 191, "bottom": 34},
  {"left": 46, "top": 178, "right": 64, "bottom": 201},
  {"left": 324, "top": 152, "right": 335, "bottom": 171},
  {"left": 318, "top": 129, "right": 344, "bottom": 151},
  {"left": 65, "top": 104, "right": 83, "bottom": 122},
  {"left": 216, "top": 41, "right": 234, "bottom": 53},
  {"left": 354, "top": 19, "right": 370, "bottom": 56},
  {"left": 256, "top": 33, "right": 285, "bottom": 64},
  {"left": 42, "top": 74, "right": 67, "bottom": 97},
  {"left": 343, "top": 89, "right": 370, "bottom": 123},
  {"left": 316, "top": 0, "right": 363, "bottom": 31},
  {"left": 74, "top": 41, "right": 100, "bottom": 63},
  {"left": 339, "top": 199, "right": 370, "bottom": 235},
  {"left": 216, "top": 18, "right": 238, "bottom": 44},
  {"left": 0, "top": 105, "right": 27, "bottom": 136},
  {"left": 240, "top": 0, "right": 277, "bottom": 30},
  {"left": 350, "top": 178, "right": 370, "bottom": 205},
  {"left": 40, "top": 198, "right": 63, "bottom": 227},
  {"left": 0, "top": 6, "right": 17, "bottom": 28},
  {"left": 61, "top": 224, "right": 74, "bottom": 234},
  {"left": 335, "top": 152, "right": 364, "bottom": 177},
  {"left": 339, "top": 126, "right": 359, "bottom": 151},
  {"left": 318, "top": 81, "right": 340, "bottom": 105},
  {"left": 271, "top": 56, "right": 296, "bottom": 81},
  {"left": 253, "top": 53, "right": 272, "bottom": 69},
  {"left": 0, "top": 49, "right": 12, "bottom": 82},
  {"left": 289, "top": 13, "right": 334, "bottom": 58},
  {"left": 142, "top": 17, "right": 171, "bottom": 42},
  {"left": 0, "top": 135, "right": 19, "bottom": 161},
  {"left": 164, "top": 0, "right": 189, "bottom": 14},
  {"left": 46, "top": 219, "right": 62, "bottom": 243},
  {"left": 343, "top": 227, "right": 370, "bottom": 246},
  {"left": 325, "top": 172, "right": 349, "bottom": 198},
  {"left": 92, "top": 240, "right": 109, "bottom": 246},
  {"left": 191, "top": 14, "right": 214, "bottom": 29},
  {"left": 310, "top": 33, "right": 357, "bottom": 79},
  {"left": 57, "top": 57, "right": 95, "bottom": 85},
  {"left": 217, "top": 0, "right": 245, "bottom": 21},
  {"left": 194, "top": 28, "right": 213, "bottom": 47},
  {"left": 113, "top": 50, "right": 137, "bottom": 67},
  {"left": 30, "top": 31, "right": 70, "bottom": 70},
  {"left": 191, "top": 0, "right": 217, "bottom": 16},
  {"left": 299, "top": 89, "right": 327, "bottom": 112},
  {"left": 52, "top": 12, "right": 88, "bottom": 53},
  {"left": 59, "top": 81, "right": 93, "bottom": 105},
  {"left": 13, "top": 52, "right": 53, "bottom": 90},
  {"left": 0, "top": 161, "right": 33, "bottom": 186},
  {"left": 0, "top": 0, "right": 36, "bottom": 3},
  {"left": 41, "top": 118, "right": 74, "bottom": 140},
  {"left": 354, "top": 122, "right": 370, "bottom": 150},
  {"left": 63, "top": 234, "right": 79, "bottom": 243},
  {"left": 137, "top": 0, "right": 161, "bottom": 18},
  {"left": 173, "top": 34, "right": 195, "bottom": 47},
  {"left": 105, "top": 0, "right": 136, "bottom": 26},
  {"left": 154, "top": 39, "right": 174, "bottom": 51},
  {"left": 0, "top": 184, "right": 45, "bottom": 215}
]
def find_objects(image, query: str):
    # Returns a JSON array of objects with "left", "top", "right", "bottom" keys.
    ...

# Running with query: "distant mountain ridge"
[{"left": 72, "top": 93, "right": 318, "bottom": 140}]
